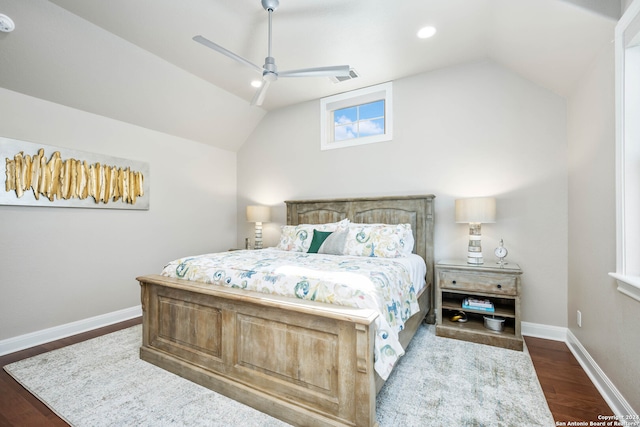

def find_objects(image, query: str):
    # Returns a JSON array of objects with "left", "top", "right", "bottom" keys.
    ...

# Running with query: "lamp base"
[
  {"left": 254, "top": 222, "right": 263, "bottom": 250},
  {"left": 467, "top": 222, "right": 483, "bottom": 265},
  {"left": 467, "top": 256, "right": 484, "bottom": 265}
]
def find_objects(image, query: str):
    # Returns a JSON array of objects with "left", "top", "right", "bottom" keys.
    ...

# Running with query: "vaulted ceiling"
[{"left": 0, "top": 0, "right": 618, "bottom": 151}]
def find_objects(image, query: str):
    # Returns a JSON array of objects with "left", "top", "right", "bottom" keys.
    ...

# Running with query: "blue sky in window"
[
  {"left": 360, "top": 100, "right": 384, "bottom": 119},
  {"left": 336, "top": 106, "right": 357, "bottom": 124},
  {"left": 334, "top": 100, "right": 384, "bottom": 141}
]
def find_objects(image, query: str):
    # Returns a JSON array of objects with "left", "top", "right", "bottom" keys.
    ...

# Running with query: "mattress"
[{"left": 161, "top": 248, "right": 427, "bottom": 380}]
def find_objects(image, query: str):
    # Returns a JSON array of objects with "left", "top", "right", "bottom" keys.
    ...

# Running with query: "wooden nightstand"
[{"left": 435, "top": 260, "right": 523, "bottom": 351}]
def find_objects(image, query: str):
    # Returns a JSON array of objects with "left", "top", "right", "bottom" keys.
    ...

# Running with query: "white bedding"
[
  {"left": 161, "top": 248, "right": 427, "bottom": 380},
  {"left": 393, "top": 253, "right": 427, "bottom": 294}
]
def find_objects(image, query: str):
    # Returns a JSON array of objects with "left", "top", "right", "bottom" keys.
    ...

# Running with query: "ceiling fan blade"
[
  {"left": 278, "top": 65, "right": 350, "bottom": 78},
  {"left": 251, "top": 80, "right": 271, "bottom": 106},
  {"left": 193, "top": 35, "right": 263, "bottom": 74}
]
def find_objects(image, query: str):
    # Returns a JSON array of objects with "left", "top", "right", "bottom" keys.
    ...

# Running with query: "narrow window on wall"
[
  {"left": 320, "top": 82, "right": 393, "bottom": 150},
  {"left": 611, "top": 1, "right": 640, "bottom": 302}
]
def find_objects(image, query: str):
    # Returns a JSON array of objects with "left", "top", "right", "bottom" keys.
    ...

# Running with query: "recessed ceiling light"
[
  {"left": 417, "top": 26, "right": 436, "bottom": 39},
  {"left": 0, "top": 14, "right": 15, "bottom": 33},
  {"left": 251, "top": 80, "right": 263, "bottom": 88}
]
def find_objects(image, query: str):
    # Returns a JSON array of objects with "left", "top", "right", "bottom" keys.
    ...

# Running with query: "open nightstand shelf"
[{"left": 435, "top": 260, "right": 523, "bottom": 351}]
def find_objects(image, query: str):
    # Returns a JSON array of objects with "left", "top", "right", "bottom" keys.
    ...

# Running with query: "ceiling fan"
[{"left": 193, "top": 0, "right": 351, "bottom": 106}]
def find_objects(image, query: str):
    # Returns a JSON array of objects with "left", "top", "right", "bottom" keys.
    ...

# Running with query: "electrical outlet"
[{"left": 577, "top": 310, "right": 582, "bottom": 327}]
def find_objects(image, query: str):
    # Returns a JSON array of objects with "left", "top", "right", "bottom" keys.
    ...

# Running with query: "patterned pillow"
[
  {"left": 277, "top": 219, "right": 349, "bottom": 252},
  {"left": 342, "top": 223, "right": 414, "bottom": 258}
]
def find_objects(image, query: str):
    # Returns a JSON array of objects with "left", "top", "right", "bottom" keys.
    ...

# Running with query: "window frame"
[
  {"left": 610, "top": 0, "right": 640, "bottom": 303},
  {"left": 320, "top": 82, "right": 393, "bottom": 151}
]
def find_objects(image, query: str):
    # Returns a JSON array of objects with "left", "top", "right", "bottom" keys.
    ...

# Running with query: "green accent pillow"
[{"left": 307, "top": 230, "right": 333, "bottom": 253}]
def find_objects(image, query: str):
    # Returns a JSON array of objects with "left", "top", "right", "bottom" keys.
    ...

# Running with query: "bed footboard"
[{"left": 138, "top": 274, "right": 380, "bottom": 427}]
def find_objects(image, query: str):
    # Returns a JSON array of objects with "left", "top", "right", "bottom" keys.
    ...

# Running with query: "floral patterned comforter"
[{"left": 160, "top": 248, "right": 422, "bottom": 380}]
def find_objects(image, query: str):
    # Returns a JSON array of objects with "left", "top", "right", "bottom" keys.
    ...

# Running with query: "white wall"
[
  {"left": 625, "top": 0, "right": 635, "bottom": 13},
  {"left": 238, "top": 60, "right": 569, "bottom": 327},
  {"left": 0, "top": 88, "right": 237, "bottom": 340},
  {"left": 568, "top": 42, "right": 640, "bottom": 412}
]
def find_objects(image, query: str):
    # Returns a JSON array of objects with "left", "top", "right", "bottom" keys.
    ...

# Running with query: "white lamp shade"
[
  {"left": 455, "top": 197, "right": 496, "bottom": 223},
  {"left": 246, "top": 205, "right": 271, "bottom": 223}
]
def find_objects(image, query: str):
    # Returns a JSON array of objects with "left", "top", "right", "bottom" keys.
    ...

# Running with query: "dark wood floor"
[
  {"left": 524, "top": 335, "right": 614, "bottom": 424},
  {"left": 0, "top": 319, "right": 613, "bottom": 426}
]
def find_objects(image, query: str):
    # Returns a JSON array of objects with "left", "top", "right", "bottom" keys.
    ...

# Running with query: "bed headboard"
[{"left": 284, "top": 195, "right": 435, "bottom": 285}]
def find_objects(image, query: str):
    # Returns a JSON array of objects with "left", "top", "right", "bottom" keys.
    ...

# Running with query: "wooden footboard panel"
[{"left": 138, "top": 275, "right": 380, "bottom": 427}]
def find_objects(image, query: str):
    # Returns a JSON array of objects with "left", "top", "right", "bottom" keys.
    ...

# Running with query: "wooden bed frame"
[{"left": 137, "top": 195, "right": 435, "bottom": 427}]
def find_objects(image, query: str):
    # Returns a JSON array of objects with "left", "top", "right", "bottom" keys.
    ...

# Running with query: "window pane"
[
  {"left": 359, "top": 100, "right": 384, "bottom": 120},
  {"left": 359, "top": 118, "right": 385, "bottom": 136},
  {"left": 335, "top": 124, "right": 356, "bottom": 141},
  {"left": 334, "top": 106, "right": 357, "bottom": 125}
]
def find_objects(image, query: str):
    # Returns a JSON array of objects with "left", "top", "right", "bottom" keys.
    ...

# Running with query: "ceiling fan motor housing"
[{"left": 263, "top": 57, "right": 278, "bottom": 81}]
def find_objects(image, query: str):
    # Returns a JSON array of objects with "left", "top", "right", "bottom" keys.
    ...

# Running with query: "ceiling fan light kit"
[
  {"left": 193, "top": 0, "right": 350, "bottom": 106},
  {"left": 417, "top": 26, "right": 437, "bottom": 39}
]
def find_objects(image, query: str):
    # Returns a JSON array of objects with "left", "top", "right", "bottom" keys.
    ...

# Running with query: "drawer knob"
[
  {"left": 496, "top": 284, "right": 502, "bottom": 289},
  {"left": 452, "top": 280, "right": 457, "bottom": 284}
]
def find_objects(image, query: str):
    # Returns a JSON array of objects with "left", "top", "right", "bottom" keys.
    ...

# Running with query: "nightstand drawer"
[{"left": 439, "top": 271, "right": 517, "bottom": 296}]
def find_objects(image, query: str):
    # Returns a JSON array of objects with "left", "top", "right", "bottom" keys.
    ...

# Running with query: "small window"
[{"left": 320, "top": 82, "right": 393, "bottom": 150}]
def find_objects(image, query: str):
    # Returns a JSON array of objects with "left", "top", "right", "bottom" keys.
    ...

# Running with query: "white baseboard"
[
  {"left": 566, "top": 329, "right": 638, "bottom": 419},
  {"left": 0, "top": 305, "right": 142, "bottom": 356},
  {"left": 521, "top": 321, "right": 568, "bottom": 341}
]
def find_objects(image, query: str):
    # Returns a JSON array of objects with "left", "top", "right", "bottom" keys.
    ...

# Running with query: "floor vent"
[{"left": 331, "top": 68, "right": 359, "bottom": 83}]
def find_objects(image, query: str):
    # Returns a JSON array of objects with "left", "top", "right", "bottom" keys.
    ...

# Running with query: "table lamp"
[
  {"left": 246, "top": 205, "right": 271, "bottom": 249},
  {"left": 455, "top": 197, "right": 496, "bottom": 265}
]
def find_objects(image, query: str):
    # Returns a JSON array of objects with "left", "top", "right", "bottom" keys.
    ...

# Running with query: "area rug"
[{"left": 4, "top": 324, "right": 554, "bottom": 426}]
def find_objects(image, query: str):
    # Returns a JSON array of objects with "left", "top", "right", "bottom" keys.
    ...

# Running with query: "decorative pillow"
[
  {"left": 277, "top": 219, "right": 349, "bottom": 252},
  {"left": 318, "top": 228, "right": 350, "bottom": 255},
  {"left": 307, "top": 230, "right": 333, "bottom": 253},
  {"left": 402, "top": 228, "right": 415, "bottom": 256},
  {"left": 342, "top": 223, "right": 414, "bottom": 258}
]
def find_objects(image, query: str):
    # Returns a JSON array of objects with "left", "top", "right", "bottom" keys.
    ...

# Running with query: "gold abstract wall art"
[
  {"left": 5, "top": 149, "right": 144, "bottom": 204},
  {"left": 0, "top": 137, "right": 149, "bottom": 210}
]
